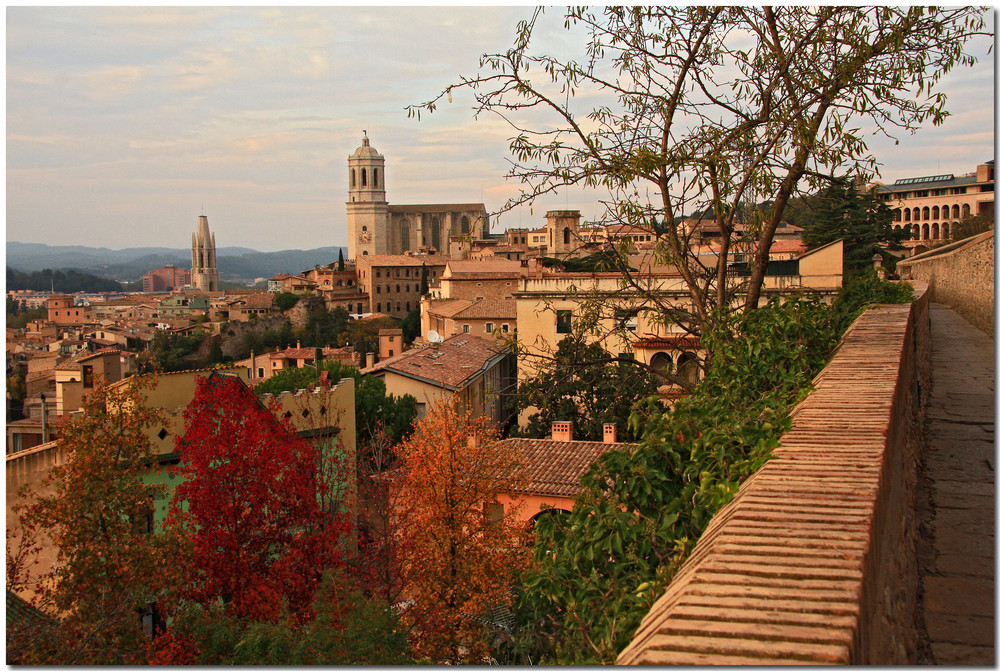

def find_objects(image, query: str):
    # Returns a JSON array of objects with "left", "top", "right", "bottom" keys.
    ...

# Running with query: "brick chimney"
[
  {"left": 366, "top": 352, "right": 375, "bottom": 368},
  {"left": 603, "top": 423, "right": 618, "bottom": 444},
  {"left": 551, "top": 421, "right": 573, "bottom": 442}
]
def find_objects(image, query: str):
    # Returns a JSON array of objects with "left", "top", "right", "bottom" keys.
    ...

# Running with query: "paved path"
[{"left": 916, "top": 304, "right": 995, "bottom": 665}]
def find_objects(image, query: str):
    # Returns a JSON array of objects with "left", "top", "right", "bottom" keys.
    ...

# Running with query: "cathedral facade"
[
  {"left": 345, "top": 134, "right": 489, "bottom": 260},
  {"left": 190, "top": 214, "right": 219, "bottom": 292}
]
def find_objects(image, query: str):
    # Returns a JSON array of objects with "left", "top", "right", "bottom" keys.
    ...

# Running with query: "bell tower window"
[
  {"left": 351, "top": 169, "right": 356, "bottom": 188},
  {"left": 362, "top": 168, "right": 367, "bottom": 187},
  {"left": 374, "top": 168, "right": 379, "bottom": 188}
]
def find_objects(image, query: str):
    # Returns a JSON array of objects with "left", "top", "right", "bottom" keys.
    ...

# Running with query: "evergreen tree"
[
  {"left": 801, "top": 179, "right": 908, "bottom": 276},
  {"left": 337, "top": 248, "right": 345, "bottom": 271}
]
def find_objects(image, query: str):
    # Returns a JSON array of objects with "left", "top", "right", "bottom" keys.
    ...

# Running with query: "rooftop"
[
  {"left": 500, "top": 437, "right": 630, "bottom": 498},
  {"left": 362, "top": 334, "right": 509, "bottom": 390}
]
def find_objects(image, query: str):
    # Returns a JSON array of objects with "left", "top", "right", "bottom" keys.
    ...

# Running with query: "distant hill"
[{"left": 6, "top": 242, "right": 347, "bottom": 284}]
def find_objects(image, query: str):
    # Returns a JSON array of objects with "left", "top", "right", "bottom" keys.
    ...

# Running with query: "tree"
[
  {"left": 393, "top": 399, "right": 529, "bottom": 663},
  {"left": 7, "top": 377, "right": 186, "bottom": 664},
  {"left": 410, "top": 6, "right": 985, "bottom": 338},
  {"left": 801, "top": 179, "right": 908, "bottom": 275},
  {"left": 952, "top": 210, "right": 995, "bottom": 242},
  {"left": 400, "top": 308, "right": 421, "bottom": 344},
  {"left": 419, "top": 262, "right": 429, "bottom": 295},
  {"left": 153, "top": 567, "right": 411, "bottom": 665},
  {"left": 514, "top": 336, "right": 660, "bottom": 442},
  {"left": 337, "top": 248, "right": 346, "bottom": 271},
  {"left": 168, "top": 374, "right": 351, "bottom": 623},
  {"left": 274, "top": 291, "right": 300, "bottom": 311},
  {"left": 512, "top": 297, "right": 842, "bottom": 663}
]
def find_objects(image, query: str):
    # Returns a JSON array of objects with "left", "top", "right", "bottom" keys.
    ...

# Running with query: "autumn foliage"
[
  {"left": 392, "top": 399, "right": 530, "bottom": 663},
  {"left": 7, "top": 377, "right": 187, "bottom": 664},
  {"left": 167, "top": 373, "right": 351, "bottom": 623}
]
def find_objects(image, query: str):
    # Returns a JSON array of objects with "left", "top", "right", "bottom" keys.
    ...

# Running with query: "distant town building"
[
  {"left": 872, "top": 159, "right": 994, "bottom": 253},
  {"left": 190, "top": 215, "right": 219, "bottom": 292},
  {"left": 142, "top": 265, "right": 190, "bottom": 292},
  {"left": 346, "top": 133, "right": 489, "bottom": 260}
]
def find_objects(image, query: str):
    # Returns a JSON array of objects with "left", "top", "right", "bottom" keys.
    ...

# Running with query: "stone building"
[
  {"left": 190, "top": 215, "right": 219, "bottom": 291},
  {"left": 873, "top": 159, "right": 994, "bottom": 253},
  {"left": 345, "top": 133, "right": 489, "bottom": 260}
]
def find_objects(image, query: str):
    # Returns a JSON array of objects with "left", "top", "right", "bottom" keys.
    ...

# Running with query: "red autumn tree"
[
  {"left": 6, "top": 376, "right": 187, "bottom": 664},
  {"left": 393, "top": 399, "right": 530, "bottom": 663},
  {"left": 167, "top": 373, "right": 351, "bottom": 623}
]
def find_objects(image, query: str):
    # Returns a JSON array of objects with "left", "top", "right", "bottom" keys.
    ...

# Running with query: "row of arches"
[
  {"left": 895, "top": 203, "right": 970, "bottom": 223},
  {"left": 894, "top": 222, "right": 955, "bottom": 242},
  {"left": 349, "top": 167, "right": 380, "bottom": 189},
  {"left": 649, "top": 351, "right": 701, "bottom": 385}
]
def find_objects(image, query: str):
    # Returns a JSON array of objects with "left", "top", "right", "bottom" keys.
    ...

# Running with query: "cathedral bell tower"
[
  {"left": 190, "top": 214, "right": 219, "bottom": 291},
  {"left": 346, "top": 132, "right": 389, "bottom": 260}
]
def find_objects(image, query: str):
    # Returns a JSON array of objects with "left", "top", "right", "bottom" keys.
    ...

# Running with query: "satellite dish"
[{"left": 428, "top": 330, "right": 444, "bottom": 344}]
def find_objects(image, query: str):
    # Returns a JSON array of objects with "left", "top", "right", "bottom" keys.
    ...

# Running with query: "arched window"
[
  {"left": 563, "top": 227, "right": 571, "bottom": 245},
  {"left": 922, "top": 206, "right": 930, "bottom": 220},
  {"left": 362, "top": 168, "right": 367, "bottom": 187},
  {"left": 962, "top": 203, "right": 971, "bottom": 217},
  {"left": 952, "top": 204, "right": 961, "bottom": 218},
  {"left": 650, "top": 352, "right": 673, "bottom": 376},
  {"left": 351, "top": 169, "right": 356, "bottom": 188},
  {"left": 932, "top": 222, "right": 939, "bottom": 240},
  {"left": 362, "top": 250, "right": 368, "bottom": 255},
  {"left": 431, "top": 217, "right": 441, "bottom": 249},
  {"left": 895, "top": 210, "right": 902, "bottom": 222},
  {"left": 904, "top": 208, "right": 911, "bottom": 222},
  {"left": 911, "top": 224, "right": 919, "bottom": 239},
  {"left": 461, "top": 216, "right": 470, "bottom": 234},
  {"left": 922, "top": 223, "right": 930, "bottom": 240},
  {"left": 373, "top": 168, "right": 379, "bottom": 188},
  {"left": 932, "top": 205, "right": 940, "bottom": 220},
  {"left": 942, "top": 222, "right": 951, "bottom": 239},
  {"left": 400, "top": 219, "right": 410, "bottom": 251},
  {"left": 677, "top": 352, "right": 699, "bottom": 385}
]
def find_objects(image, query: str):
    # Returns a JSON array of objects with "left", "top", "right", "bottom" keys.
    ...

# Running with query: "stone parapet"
[
  {"left": 618, "top": 286, "right": 931, "bottom": 664},
  {"left": 897, "top": 230, "right": 994, "bottom": 336}
]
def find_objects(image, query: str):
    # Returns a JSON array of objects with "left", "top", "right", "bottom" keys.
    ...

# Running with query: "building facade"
[
  {"left": 191, "top": 215, "right": 220, "bottom": 291},
  {"left": 142, "top": 265, "right": 191, "bottom": 293},
  {"left": 873, "top": 160, "right": 994, "bottom": 253},
  {"left": 345, "top": 133, "right": 489, "bottom": 260}
]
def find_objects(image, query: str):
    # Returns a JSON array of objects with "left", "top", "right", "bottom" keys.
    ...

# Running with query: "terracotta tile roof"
[
  {"left": 633, "top": 334, "right": 702, "bottom": 350},
  {"left": 227, "top": 293, "right": 275, "bottom": 309},
  {"left": 453, "top": 299, "right": 517, "bottom": 320},
  {"left": 446, "top": 259, "right": 529, "bottom": 275},
  {"left": 500, "top": 437, "right": 631, "bottom": 497},
  {"left": 359, "top": 254, "right": 451, "bottom": 267},
  {"left": 427, "top": 299, "right": 474, "bottom": 319},
  {"left": 388, "top": 203, "right": 486, "bottom": 214},
  {"left": 770, "top": 240, "right": 807, "bottom": 254},
  {"left": 52, "top": 348, "right": 122, "bottom": 370},
  {"left": 362, "top": 334, "right": 509, "bottom": 390},
  {"left": 271, "top": 347, "right": 322, "bottom": 360}
]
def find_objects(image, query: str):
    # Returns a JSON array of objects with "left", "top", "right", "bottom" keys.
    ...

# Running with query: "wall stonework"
[
  {"left": 619, "top": 285, "right": 931, "bottom": 664},
  {"left": 898, "top": 230, "right": 994, "bottom": 336}
]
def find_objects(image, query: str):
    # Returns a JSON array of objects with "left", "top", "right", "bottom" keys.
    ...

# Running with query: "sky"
[{"left": 6, "top": 7, "right": 996, "bottom": 253}]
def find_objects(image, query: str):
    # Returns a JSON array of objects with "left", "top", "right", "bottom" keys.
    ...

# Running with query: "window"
[
  {"left": 486, "top": 323, "right": 494, "bottom": 333},
  {"left": 463, "top": 324, "right": 470, "bottom": 333},
  {"left": 376, "top": 269, "right": 381, "bottom": 278},
  {"left": 257, "top": 367, "right": 264, "bottom": 378},
  {"left": 376, "top": 302, "right": 381, "bottom": 312},
  {"left": 617, "top": 352, "right": 636, "bottom": 362},
  {"left": 501, "top": 324, "right": 509, "bottom": 333},
  {"left": 556, "top": 310, "right": 572, "bottom": 334},
  {"left": 416, "top": 403, "right": 427, "bottom": 418},
  {"left": 388, "top": 349, "right": 394, "bottom": 357},
  {"left": 82, "top": 365, "right": 94, "bottom": 388},
  {"left": 616, "top": 310, "right": 637, "bottom": 332},
  {"left": 376, "top": 286, "right": 381, "bottom": 294}
]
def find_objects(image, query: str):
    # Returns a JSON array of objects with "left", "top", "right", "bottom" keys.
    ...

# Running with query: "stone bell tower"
[
  {"left": 346, "top": 132, "right": 389, "bottom": 260},
  {"left": 190, "top": 214, "right": 219, "bottom": 291}
]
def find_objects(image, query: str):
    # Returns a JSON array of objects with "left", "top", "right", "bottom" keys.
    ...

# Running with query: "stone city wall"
[
  {"left": 898, "top": 230, "right": 993, "bottom": 336},
  {"left": 618, "top": 284, "right": 931, "bottom": 664}
]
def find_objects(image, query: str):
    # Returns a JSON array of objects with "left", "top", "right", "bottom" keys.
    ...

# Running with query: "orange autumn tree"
[
  {"left": 393, "top": 399, "right": 530, "bottom": 663},
  {"left": 7, "top": 376, "right": 187, "bottom": 664}
]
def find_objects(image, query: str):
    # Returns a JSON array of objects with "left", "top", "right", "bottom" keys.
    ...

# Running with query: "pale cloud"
[{"left": 5, "top": 6, "right": 994, "bottom": 252}]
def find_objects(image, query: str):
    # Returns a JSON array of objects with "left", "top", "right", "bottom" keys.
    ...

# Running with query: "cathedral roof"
[{"left": 388, "top": 204, "right": 486, "bottom": 214}]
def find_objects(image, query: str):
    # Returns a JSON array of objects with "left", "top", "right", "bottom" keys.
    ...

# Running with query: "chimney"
[
  {"left": 603, "top": 423, "right": 618, "bottom": 444},
  {"left": 366, "top": 352, "right": 375, "bottom": 368},
  {"left": 296, "top": 340, "right": 301, "bottom": 349},
  {"left": 551, "top": 421, "right": 573, "bottom": 442}
]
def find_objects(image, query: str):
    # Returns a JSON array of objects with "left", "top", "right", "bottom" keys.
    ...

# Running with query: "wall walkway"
[
  {"left": 915, "top": 304, "right": 995, "bottom": 664},
  {"left": 618, "top": 288, "right": 931, "bottom": 664}
]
